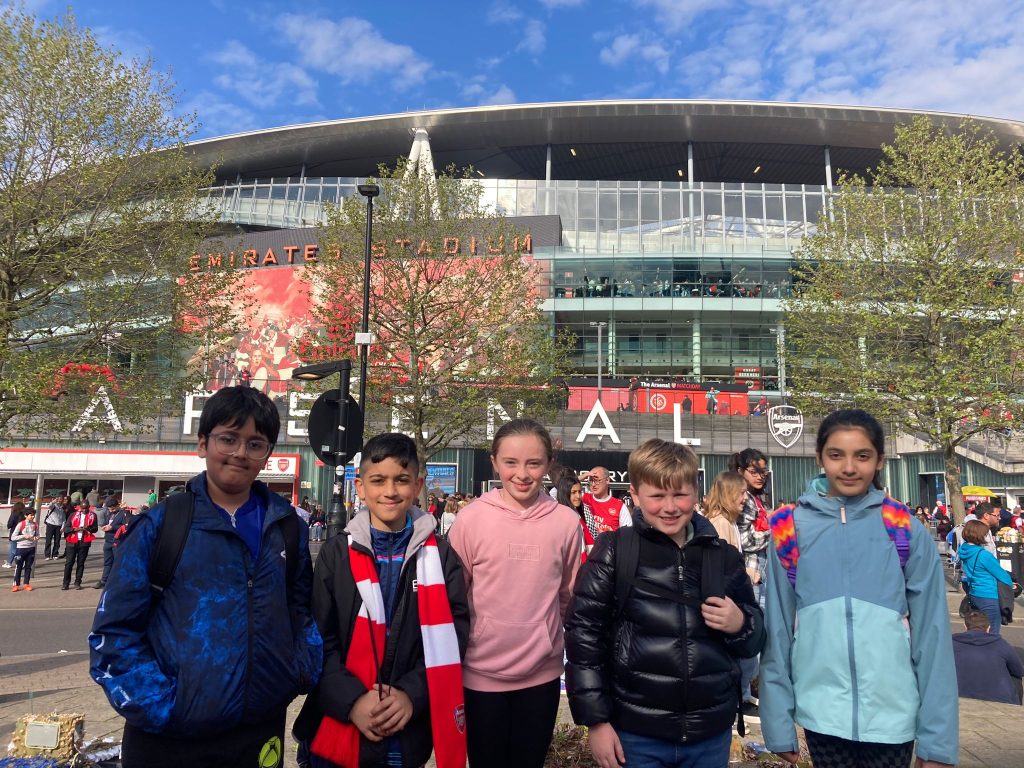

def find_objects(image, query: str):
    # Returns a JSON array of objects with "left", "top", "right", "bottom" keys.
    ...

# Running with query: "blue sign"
[
  {"left": 426, "top": 463, "right": 458, "bottom": 495},
  {"left": 344, "top": 465, "right": 356, "bottom": 482}
]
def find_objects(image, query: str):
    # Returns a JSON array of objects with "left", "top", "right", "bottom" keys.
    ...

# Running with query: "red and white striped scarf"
[{"left": 311, "top": 532, "right": 466, "bottom": 768}]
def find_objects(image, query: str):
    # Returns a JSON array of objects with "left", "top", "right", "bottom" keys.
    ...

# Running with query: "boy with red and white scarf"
[{"left": 294, "top": 433, "right": 469, "bottom": 768}]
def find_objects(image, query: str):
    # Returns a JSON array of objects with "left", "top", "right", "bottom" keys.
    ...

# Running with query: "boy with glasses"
[{"left": 89, "top": 386, "right": 322, "bottom": 768}]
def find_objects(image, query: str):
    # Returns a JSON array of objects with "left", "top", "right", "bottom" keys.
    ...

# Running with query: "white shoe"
[{"left": 2, "top": 563, "right": 10, "bottom": 568}]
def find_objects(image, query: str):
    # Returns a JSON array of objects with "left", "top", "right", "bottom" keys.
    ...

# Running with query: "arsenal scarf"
[{"left": 311, "top": 533, "right": 466, "bottom": 768}]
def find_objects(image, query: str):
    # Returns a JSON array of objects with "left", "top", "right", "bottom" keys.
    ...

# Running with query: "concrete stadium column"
[
  {"left": 687, "top": 141, "right": 696, "bottom": 250},
  {"left": 687, "top": 141, "right": 695, "bottom": 183},
  {"left": 824, "top": 146, "right": 833, "bottom": 190},
  {"left": 692, "top": 320, "right": 702, "bottom": 380},
  {"left": 608, "top": 316, "right": 617, "bottom": 376},
  {"left": 545, "top": 144, "right": 552, "bottom": 215},
  {"left": 776, "top": 324, "right": 787, "bottom": 396}
]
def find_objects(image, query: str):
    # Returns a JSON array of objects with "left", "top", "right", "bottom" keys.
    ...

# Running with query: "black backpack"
[
  {"left": 149, "top": 490, "right": 301, "bottom": 630},
  {"left": 611, "top": 525, "right": 745, "bottom": 735}
]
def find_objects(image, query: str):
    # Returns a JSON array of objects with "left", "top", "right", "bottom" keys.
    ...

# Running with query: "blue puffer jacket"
[{"left": 89, "top": 473, "right": 322, "bottom": 735}]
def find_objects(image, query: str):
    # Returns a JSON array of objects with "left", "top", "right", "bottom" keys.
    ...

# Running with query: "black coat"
[
  {"left": 565, "top": 512, "right": 765, "bottom": 744},
  {"left": 294, "top": 516, "right": 469, "bottom": 768}
]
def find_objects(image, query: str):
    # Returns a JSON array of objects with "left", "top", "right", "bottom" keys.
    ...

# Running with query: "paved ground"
[{"left": 2, "top": 544, "right": 1022, "bottom": 766}]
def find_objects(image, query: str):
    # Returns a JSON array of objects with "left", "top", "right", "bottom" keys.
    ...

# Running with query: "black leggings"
[
  {"left": 465, "top": 679, "right": 561, "bottom": 768},
  {"left": 122, "top": 712, "right": 286, "bottom": 768},
  {"left": 804, "top": 729, "right": 914, "bottom": 768}
]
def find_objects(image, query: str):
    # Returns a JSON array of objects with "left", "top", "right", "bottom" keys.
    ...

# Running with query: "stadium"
[{"left": 3, "top": 101, "right": 1024, "bottom": 511}]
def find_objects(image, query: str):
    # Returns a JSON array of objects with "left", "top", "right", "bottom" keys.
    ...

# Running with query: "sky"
[{"left": 19, "top": 0, "right": 1024, "bottom": 140}]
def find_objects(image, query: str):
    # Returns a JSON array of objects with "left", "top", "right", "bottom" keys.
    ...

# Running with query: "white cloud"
[
  {"left": 599, "top": 34, "right": 671, "bottom": 74},
  {"left": 487, "top": 2, "right": 523, "bottom": 24},
  {"left": 478, "top": 84, "right": 517, "bottom": 105},
  {"left": 209, "top": 41, "right": 318, "bottom": 109},
  {"left": 279, "top": 14, "right": 431, "bottom": 90},
  {"left": 182, "top": 91, "right": 263, "bottom": 139},
  {"left": 635, "top": 0, "right": 732, "bottom": 33},
  {"left": 517, "top": 19, "right": 547, "bottom": 55}
]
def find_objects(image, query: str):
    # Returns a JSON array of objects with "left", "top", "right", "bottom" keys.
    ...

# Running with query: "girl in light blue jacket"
[{"left": 761, "top": 409, "right": 957, "bottom": 768}]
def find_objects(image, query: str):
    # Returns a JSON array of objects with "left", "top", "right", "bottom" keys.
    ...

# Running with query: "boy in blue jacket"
[{"left": 89, "top": 386, "right": 322, "bottom": 768}]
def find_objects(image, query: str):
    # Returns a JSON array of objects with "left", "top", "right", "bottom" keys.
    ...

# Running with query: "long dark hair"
[
  {"left": 816, "top": 408, "right": 886, "bottom": 490},
  {"left": 555, "top": 475, "right": 582, "bottom": 514},
  {"left": 728, "top": 447, "right": 771, "bottom": 505}
]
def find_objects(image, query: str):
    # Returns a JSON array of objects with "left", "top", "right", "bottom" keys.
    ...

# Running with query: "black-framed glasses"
[
  {"left": 745, "top": 466, "right": 769, "bottom": 477},
  {"left": 208, "top": 432, "right": 273, "bottom": 461}
]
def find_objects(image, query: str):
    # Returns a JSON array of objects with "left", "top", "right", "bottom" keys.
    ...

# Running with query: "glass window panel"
[
  {"left": 641, "top": 192, "right": 660, "bottom": 222},
  {"left": 805, "top": 192, "right": 824, "bottom": 227},
  {"left": 765, "top": 193, "right": 783, "bottom": 222},
  {"left": 599, "top": 192, "right": 617, "bottom": 219},
  {"left": 270, "top": 185, "right": 287, "bottom": 200},
  {"left": 620, "top": 192, "right": 639, "bottom": 224},
  {"left": 0, "top": 478, "right": 9, "bottom": 505},
  {"left": 662, "top": 191, "right": 681, "bottom": 222},
  {"left": 320, "top": 188, "right": 338, "bottom": 203},
  {"left": 516, "top": 186, "right": 537, "bottom": 216},
  {"left": 578, "top": 191, "right": 596, "bottom": 219},
  {"left": 239, "top": 186, "right": 254, "bottom": 199},
  {"left": 557, "top": 190, "right": 576, "bottom": 222}
]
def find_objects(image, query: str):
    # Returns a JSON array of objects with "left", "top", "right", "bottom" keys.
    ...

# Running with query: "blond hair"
[
  {"left": 703, "top": 471, "right": 746, "bottom": 524},
  {"left": 628, "top": 439, "right": 699, "bottom": 491}
]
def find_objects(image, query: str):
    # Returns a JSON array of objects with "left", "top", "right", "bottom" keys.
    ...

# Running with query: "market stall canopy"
[{"left": 961, "top": 485, "right": 997, "bottom": 500}]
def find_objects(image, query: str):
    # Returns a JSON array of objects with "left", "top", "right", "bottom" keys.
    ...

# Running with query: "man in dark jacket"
[
  {"left": 93, "top": 501, "right": 126, "bottom": 589},
  {"left": 953, "top": 611, "right": 1023, "bottom": 705},
  {"left": 565, "top": 439, "right": 765, "bottom": 768},
  {"left": 89, "top": 386, "right": 322, "bottom": 768}
]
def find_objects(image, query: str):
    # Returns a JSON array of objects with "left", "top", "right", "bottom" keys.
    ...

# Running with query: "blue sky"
[{"left": 21, "top": 0, "right": 1024, "bottom": 139}]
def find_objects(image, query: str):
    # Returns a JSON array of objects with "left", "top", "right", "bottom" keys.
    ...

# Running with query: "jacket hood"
[
  {"left": 957, "top": 542, "right": 986, "bottom": 561},
  {"left": 953, "top": 629, "right": 1002, "bottom": 647},
  {"left": 797, "top": 474, "right": 886, "bottom": 520},
  {"left": 476, "top": 487, "right": 563, "bottom": 521},
  {"left": 346, "top": 504, "right": 435, "bottom": 551}
]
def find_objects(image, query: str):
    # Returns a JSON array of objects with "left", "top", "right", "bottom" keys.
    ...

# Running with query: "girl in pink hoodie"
[{"left": 448, "top": 418, "right": 582, "bottom": 768}]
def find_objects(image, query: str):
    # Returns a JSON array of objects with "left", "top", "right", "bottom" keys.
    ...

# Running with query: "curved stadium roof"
[{"left": 188, "top": 100, "right": 1024, "bottom": 187}]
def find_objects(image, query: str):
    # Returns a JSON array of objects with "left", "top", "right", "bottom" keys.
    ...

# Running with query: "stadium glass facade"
[{"left": 4, "top": 101, "right": 1024, "bottom": 512}]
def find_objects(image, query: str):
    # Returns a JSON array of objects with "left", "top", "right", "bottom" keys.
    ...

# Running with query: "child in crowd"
[
  {"left": 565, "top": 439, "right": 765, "bottom": 768},
  {"left": 90, "top": 386, "right": 321, "bottom": 768},
  {"left": 761, "top": 409, "right": 958, "bottom": 767},
  {"left": 294, "top": 433, "right": 469, "bottom": 768},
  {"left": 448, "top": 419, "right": 582, "bottom": 768},
  {"left": 703, "top": 470, "right": 748, "bottom": 553},
  {"left": 11, "top": 507, "right": 39, "bottom": 592},
  {"left": 556, "top": 473, "right": 594, "bottom": 559}
]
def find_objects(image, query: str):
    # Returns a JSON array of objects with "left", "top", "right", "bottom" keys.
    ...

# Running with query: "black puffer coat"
[{"left": 565, "top": 512, "right": 764, "bottom": 744}]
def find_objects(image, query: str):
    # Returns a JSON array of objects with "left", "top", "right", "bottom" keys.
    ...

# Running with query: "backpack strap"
[
  {"left": 700, "top": 539, "right": 726, "bottom": 600},
  {"left": 881, "top": 497, "right": 912, "bottom": 569},
  {"left": 769, "top": 504, "right": 799, "bottom": 587},
  {"left": 613, "top": 525, "right": 641, "bottom": 625},
  {"left": 150, "top": 491, "right": 194, "bottom": 597}
]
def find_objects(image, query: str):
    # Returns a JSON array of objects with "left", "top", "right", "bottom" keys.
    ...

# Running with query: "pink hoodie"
[{"left": 448, "top": 488, "right": 582, "bottom": 692}]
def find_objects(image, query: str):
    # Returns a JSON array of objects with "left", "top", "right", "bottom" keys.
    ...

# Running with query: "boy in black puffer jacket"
[{"left": 565, "top": 439, "right": 765, "bottom": 768}]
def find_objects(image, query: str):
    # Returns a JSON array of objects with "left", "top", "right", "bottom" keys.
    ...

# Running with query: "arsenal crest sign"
[{"left": 767, "top": 405, "right": 803, "bottom": 449}]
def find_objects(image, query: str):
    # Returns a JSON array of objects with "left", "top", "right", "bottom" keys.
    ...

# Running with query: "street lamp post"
[
  {"left": 590, "top": 321, "right": 607, "bottom": 401},
  {"left": 356, "top": 183, "right": 380, "bottom": 417}
]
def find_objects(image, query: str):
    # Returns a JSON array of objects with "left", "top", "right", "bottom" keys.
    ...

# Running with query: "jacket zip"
[
  {"left": 243, "top": 543, "right": 254, "bottom": 715},
  {"left": 677, "top": 545, "right": 689, "bottom": 742},
  {"left": 840, "top": 504, "right": 860, "bottom": 740}
]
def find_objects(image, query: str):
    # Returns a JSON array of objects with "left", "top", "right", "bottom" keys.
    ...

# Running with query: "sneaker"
[
  {"left": 61, "top": 585, "right": 69, "bottom": 591},
  {"left": 2, "top": 563, "right": 10, "bottom": 569},
  {"left": 741, "top": 701, "right": 760, "bottom": 722},
  {"left": 11, "top": 584, "right": 18, "bottom": 592},
  {"left": 75, "top": 584, "right": 84, "bottom": 590},
  {"left": 23, "top": 584, "right": 32, "bottom": 591}
]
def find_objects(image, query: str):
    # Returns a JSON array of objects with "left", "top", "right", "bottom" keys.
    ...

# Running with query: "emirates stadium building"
[{"left": 3, "top": 101, "right": 1024, "bottom": 512}]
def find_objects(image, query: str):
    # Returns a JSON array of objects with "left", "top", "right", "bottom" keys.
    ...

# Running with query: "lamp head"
[{"left": 358, "top": 183, "right": 381, "bottom": 199}]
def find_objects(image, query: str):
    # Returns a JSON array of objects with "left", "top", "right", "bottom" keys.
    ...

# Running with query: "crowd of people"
[{"left": 0, "top": 384, "right": 1013, "bottom": 767}]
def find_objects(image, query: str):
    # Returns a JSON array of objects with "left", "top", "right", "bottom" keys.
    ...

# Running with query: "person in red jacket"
[{"left": 62, "top": 503, "right": 98, "bottom": 590}]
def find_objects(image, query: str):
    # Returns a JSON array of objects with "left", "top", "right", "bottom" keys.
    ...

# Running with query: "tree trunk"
[{"left": 943, "top": 442, "right": 965, "bottom": 526}]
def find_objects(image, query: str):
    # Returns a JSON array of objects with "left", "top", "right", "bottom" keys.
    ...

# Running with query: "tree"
[
  {"left": 783, "top": 116, "right": 1024, "bottom": 523},
  {"left": 0, "top": 9, "right": 240, "bottom": 437},
  {"left": 302, "top": 158, "right": 573, "bottom": 477}
]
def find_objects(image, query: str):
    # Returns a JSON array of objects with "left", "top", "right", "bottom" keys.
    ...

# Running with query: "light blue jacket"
[
  {"left": 959, "top": 541, "right": 1012, "bottom": 599},
  {"left": 761, "top": 479, "right": 958, "bottom": 765}
]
